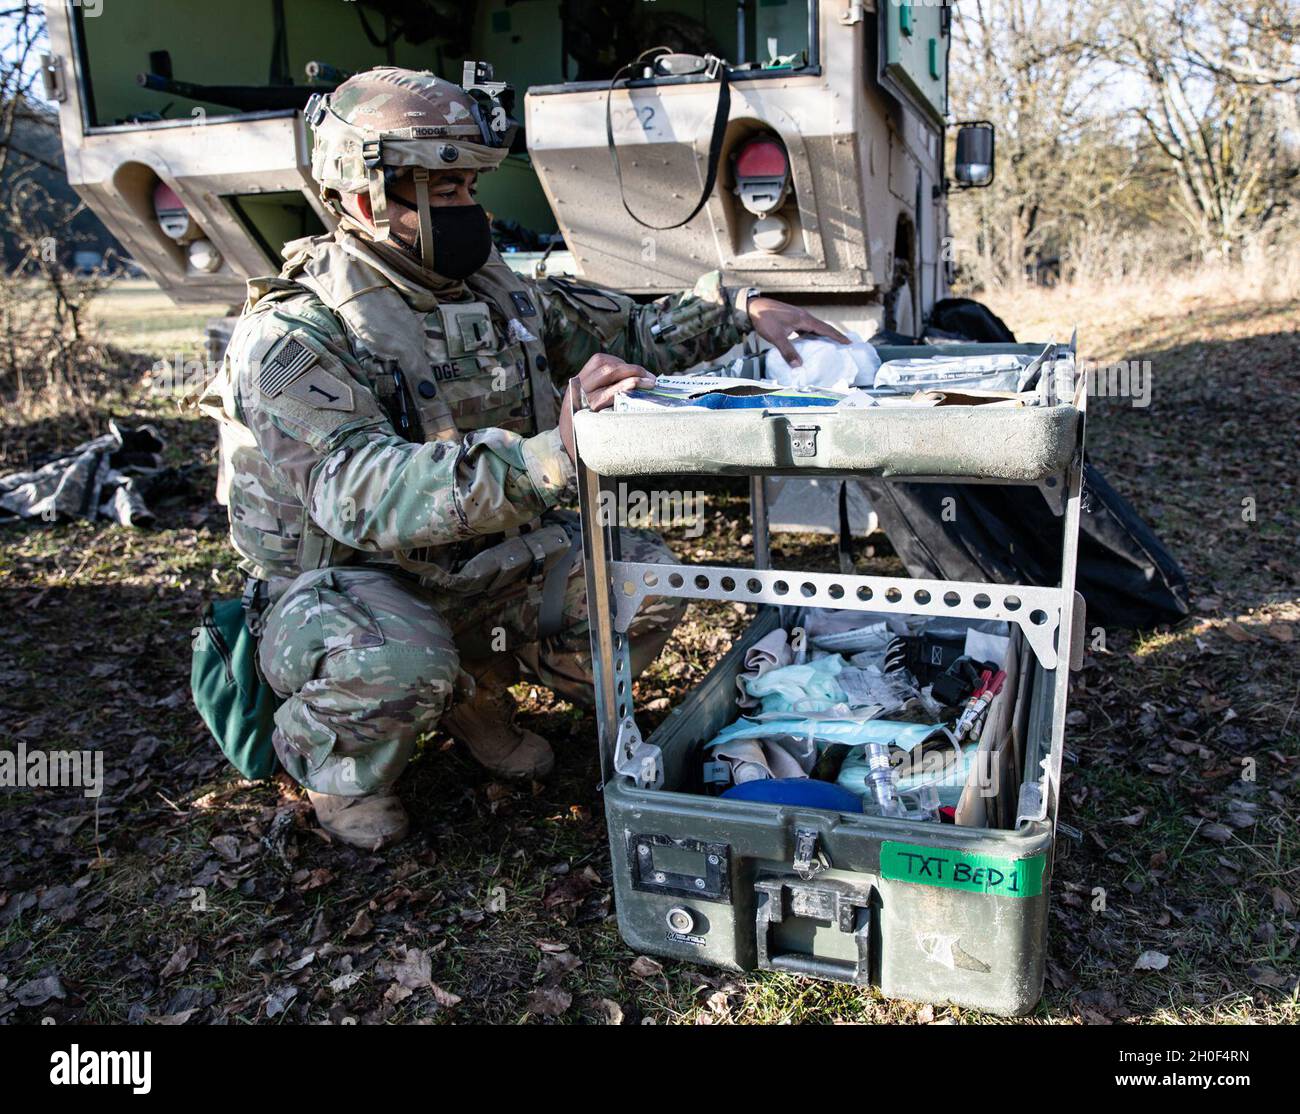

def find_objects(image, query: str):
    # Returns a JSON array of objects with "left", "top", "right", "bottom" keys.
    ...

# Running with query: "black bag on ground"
[
  {"left": 928, "top": 298, "right": 1017, "bottom": 343},
  {"left": 857, "top": 459, "right": 1191, "bottom": 630}
]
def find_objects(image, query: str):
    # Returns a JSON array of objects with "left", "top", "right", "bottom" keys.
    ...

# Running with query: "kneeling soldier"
[{"left": 203, "top": 65, "right": 847, "bottom": 848}]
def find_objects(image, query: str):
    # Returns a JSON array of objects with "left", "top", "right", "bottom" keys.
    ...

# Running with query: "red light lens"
[
  {"left": 153, "top": 181, "right": 186, "bottom": 219},
  {"left": 735, "top": 138, "right": 788, "bottom": 180}
]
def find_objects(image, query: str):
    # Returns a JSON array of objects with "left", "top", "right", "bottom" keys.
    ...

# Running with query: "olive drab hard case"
[{"left": 575, "top": 341, "right": 1086, "bottom": 1016}]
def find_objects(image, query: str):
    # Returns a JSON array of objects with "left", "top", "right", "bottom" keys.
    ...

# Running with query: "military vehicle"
[
  {"left": 41, "top": 0, "right": 997, "bottom": 535},
  {"left": 40, "top": 0, "right": 993, "bottom": 340}
]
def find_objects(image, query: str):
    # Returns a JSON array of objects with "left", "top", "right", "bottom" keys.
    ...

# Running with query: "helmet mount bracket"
[{"left": 411, "top": 167, "right": 436, "bottom": 270}]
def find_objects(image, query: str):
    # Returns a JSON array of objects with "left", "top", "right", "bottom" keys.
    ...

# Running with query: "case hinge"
[
  {"left": 613, "top": 717, "right": 663, "bottom": 790},
  {"left": 838, "top": 3, "right": 866, "bottom": 26}
]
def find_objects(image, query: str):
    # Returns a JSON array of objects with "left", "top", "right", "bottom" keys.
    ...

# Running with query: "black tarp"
[{"left": 858, "top": 461, "right": 1191, "bottom": 630}]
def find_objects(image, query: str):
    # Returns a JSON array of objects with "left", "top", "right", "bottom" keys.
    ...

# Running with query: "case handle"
[{"left": 754, "top": 877, "right": 873, "bottom": 985}]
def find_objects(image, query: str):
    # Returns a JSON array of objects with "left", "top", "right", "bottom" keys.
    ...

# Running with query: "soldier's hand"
[
  {"left": 747, "top": 297, "right": 851, "bottom": 368},
  {"left": 558, "top": 353, "right": 656, "bottom": 461}
]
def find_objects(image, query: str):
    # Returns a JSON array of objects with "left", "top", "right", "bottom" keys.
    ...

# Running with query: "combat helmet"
[{"left": 304, "top": 63, "right": 517, "bottom": 269}]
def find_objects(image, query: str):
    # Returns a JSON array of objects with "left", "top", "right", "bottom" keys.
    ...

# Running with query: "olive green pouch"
[{"left": 190, "top": 598, "right": 281, "bottom": 779}]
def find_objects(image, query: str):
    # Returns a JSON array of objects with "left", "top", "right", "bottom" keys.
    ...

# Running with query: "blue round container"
[{"left": 722, "top": 778, "right": 863, "bottom": 813}]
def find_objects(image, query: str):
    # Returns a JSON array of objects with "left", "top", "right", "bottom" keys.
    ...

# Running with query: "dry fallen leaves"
[
  {"left": 536, "top": 948, "right": 582, "bottom": 982},
  {"left": 160, "top": 942, "right": 197, "bottom": 980},
  {"left": 14, "top": 975, "right": 65, "bottom": 1007},
  {"left": 384, "top": 983, "right": 412, "bottom": 1007},
  {"left": 264, "top": 985, "right": 298, "bottom": 1018},
  {"left": 383, "top": 947, "right": 461, "bottom": 1009},
  {"left": 541, "top": 864, "right": 604, "bottom": 922},
  {"left": 1220, "top": 621, "right": 1257, "bottom": 643},
  {"left": 1200, "top": 822, "right": 1233, "bottom": 845},
  {"left": 392, "top": 947, "right": 433, "bottom": 991},
  {"left": 594, "top": 997, "right": 624, "bottom": 1025},
  {"left": 630, "top": 955, "right": 663, "bottom": 978},
  {"left": 1246, "top": 965, "right": 1288, "bottom": 989},
  {"left": 525, "top": 986, "right": 572, "bottom": 1017},
  {"left": 344, "top": 909, "right": 373, "bottom": 938},
  {"left": 430, "top": 983, "right": 462, "bottom": 1008},
  {"left": 248, "top": 939, "right": 287, "bottom": 968},
  {"left": 209, "top": 834, "right": 241, "bottom": 862},
  {"left": 295, "top": 867, "right": 333, "bottom": 892},
  {"left": 329, "top": 971, "right": 363, "bottom": 994}
]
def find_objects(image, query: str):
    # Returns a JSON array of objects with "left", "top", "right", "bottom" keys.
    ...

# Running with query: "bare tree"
[
  {"left": 950, "top": 0, "right": 1141, "bottom": 287},
  {"left": 0, "top": 1, "right": 48, "bottom": 181},
  {"left": 1182, "top": 0, "right": 1300, "bottom": 91},
  {"left": 0, "top": 2, "right": 117, "bottom": 421},
  {"left": 1105, "top": 0, "right": 1296, "bottom": 260}
]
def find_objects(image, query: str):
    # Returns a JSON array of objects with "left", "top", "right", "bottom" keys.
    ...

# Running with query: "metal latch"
[
  {"left": 612, "top": 717, "right": 663, "bottom": 790},
  {"left": 40, "top": 54, "right": 66, "bottom": 103},
  {"left": 792, "top": 827, "right": 827, "bottom": 880},
  {"left": 790, "top": 424, "right": 819, "bottom": 458}
]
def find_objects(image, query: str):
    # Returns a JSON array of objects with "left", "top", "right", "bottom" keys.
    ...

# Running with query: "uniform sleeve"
[
  {"left": 533, "top": 270, "right": 754, "bottom": 381},
  {"left": 230, "top": 301, "right": 575, "bottom": 553}
]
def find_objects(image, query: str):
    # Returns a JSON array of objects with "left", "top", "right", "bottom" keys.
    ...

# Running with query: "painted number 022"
[{"left": 610, "top": 106, "right": 656, "bottom": 134}]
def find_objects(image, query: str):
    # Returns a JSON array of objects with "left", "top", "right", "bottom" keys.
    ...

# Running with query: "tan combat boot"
[
  {"left": 306, "top": 790, "right": 409, "bottom": 850},
  {"left": 442, "top": 659, "right": 555, "bottom": 780}
]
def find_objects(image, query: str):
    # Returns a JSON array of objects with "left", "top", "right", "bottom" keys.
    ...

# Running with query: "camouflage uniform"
[{"left": 201, "top": 67, "right": 757, "bottom": 795}]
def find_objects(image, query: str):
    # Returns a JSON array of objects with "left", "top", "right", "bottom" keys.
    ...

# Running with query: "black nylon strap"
[
  {"left": 241, "top": 576, "right": 270, "bottom": 638},
  {"left": 605, "top": 54, "right": 731, "bottom": 231},
  {"left": 837, "top": 481, "right": 855, "bottom": 575}
]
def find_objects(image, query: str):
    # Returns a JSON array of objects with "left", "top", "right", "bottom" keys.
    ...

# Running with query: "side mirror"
[{"left": 953, "top": 122, "right": 995, "bottom": 189}]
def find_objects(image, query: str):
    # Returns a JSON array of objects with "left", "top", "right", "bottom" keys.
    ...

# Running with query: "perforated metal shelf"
[{"left": 610, "top": 560, "right": 1069, "bottom": 670}]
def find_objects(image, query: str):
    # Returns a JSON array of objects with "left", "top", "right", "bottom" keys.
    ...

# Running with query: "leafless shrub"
[
  {"left": 0, "top": 2, "right": 122, "bottom": 429},
  {"left": 0, "top": 176, "right": 121, "bottom": 419}
]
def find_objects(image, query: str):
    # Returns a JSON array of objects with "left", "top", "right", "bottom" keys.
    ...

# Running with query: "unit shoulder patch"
[{"left": 281, "top": 366, "right": 355, "bottom": 412}]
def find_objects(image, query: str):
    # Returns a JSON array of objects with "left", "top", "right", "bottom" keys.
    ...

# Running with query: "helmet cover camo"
[{"left": 305, "top": 67, "right": 514, "bottom": 260}]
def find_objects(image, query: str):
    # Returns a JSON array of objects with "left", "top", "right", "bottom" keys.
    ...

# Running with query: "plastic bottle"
[{"left": 864, "top": 742, "right": 905, "bottom": 818}]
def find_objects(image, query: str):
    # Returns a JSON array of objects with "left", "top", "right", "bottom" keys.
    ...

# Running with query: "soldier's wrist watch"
[{"left": 735, "top": 286, "right": 763, "bottom": 326}]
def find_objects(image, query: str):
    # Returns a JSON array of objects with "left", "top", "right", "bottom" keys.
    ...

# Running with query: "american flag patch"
[{"left": 260, "top": 337, "right": 318, "bottom": 397}]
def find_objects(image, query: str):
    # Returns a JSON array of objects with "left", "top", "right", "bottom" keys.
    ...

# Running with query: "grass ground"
[{"left": 0, "top": 275, "right": 1296, "bottom": 1024}]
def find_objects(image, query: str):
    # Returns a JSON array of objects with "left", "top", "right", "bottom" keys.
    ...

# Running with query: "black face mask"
[{"left": 388, "top": 198, "right": 493, "bottom": 279}]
